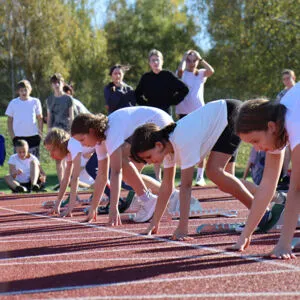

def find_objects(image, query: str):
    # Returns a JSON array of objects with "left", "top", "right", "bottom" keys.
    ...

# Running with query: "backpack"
[{"left": 0, "top": 135, "right": 6, "bottom": 166}]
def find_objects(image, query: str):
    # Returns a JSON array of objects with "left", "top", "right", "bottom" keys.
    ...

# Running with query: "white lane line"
[
  {"left": 0, "top": 244, "right": 181, "bottom": 262},
  {"left": 0, "top": 236, "right": 128, "bottom": 243},
  {"left": 0, "top": 237, "right": 281, "bottom": 262},
  {"left": 0, "top": 206, "right": 299, "bottom": 272},
  {"left": 52, "top": 291, "right": 300, "bottom": 299},
  {"left": 0, "top": 254, "right": 209, "bottom": 266},
  {"left": 0, "top": 270, "right": 299, "bottom": 297},
  {"left": 0, "top": 218, "right": 248, "bottom": 230}
]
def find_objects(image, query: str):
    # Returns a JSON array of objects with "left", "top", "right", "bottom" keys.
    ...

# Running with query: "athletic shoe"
[
  {"left": 195, "top": 175, "right": 206, "bottom": 187},
  {"left": 61, "top": 194, "right": 81, "bottom": 208},
  {"left": 235, "top": 210, "right": 272, "bottom": 233},
  {"left": 133, "top": 192, "right": 158, "bottom": 223},
  {"left": 127, "top": 195, "right": 141, "bottom": 212},
  {"left": 31, "top": 183, "right": 40, "bottom": 192},
  {"left": 273, "top": 191, "right": 286, "bottom": 205},
  {"left": 52, "top": 184, "right": 60, "bottom": 191},
  {"left": 42, "top": 200, "right": 56, "bottom": 209},
  {"left": 15, "top": 185, "right": 28, "bottom": 193}
]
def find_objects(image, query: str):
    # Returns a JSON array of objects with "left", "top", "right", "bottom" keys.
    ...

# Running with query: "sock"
[{"left": 197, "top": 168, "right": 204, "bottom": 179}]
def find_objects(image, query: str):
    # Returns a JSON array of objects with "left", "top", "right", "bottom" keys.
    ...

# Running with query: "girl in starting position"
[
  {"left": 71, "top": 106, "right": 174, "bottom": 225},
  {"left": 130, "top": 99, "right": 279, "bottom": 240},
  {"left": 232, "top": 82, "right": 300, "bottom": 259}
]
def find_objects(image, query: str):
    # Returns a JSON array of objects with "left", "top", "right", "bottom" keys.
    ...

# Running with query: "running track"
[{"left": 1, "top": 187, "right": 299, "bottom": 299}]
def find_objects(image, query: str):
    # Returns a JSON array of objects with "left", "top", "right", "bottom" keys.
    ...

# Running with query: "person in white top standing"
[
  {"left": 176, "top": 50, "right": 214, "bottom": 186},
  {"left": 5, "top": 80, "right": 43, "bottom": 159}
]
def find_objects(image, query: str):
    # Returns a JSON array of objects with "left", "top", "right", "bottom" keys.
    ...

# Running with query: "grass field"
[{"left": 0, "top": 116, "right": 252, "bottom": 193}]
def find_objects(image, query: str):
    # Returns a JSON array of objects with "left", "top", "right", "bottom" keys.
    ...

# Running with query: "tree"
[
  {"left": 105, "top": 0, "right": 200, "bottom": 87},
  {"left": 191, "top": 0, "right": 300, "bottom": 101},
  {"left": 0, "top": 0, "right": 108, "bottom": 113}
]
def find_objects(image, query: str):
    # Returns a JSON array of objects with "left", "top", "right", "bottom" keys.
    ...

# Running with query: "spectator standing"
[
  {"left": 135, "top": 49, "right": 188, "bottom": 115},
  {"left": 46, "top": 73, "right": 74, "bottom": 187},
  {"left": 5, "top": 80, "right": 43, "bottom": 159},
  {"left": 176, "top": 50, "right": 214, "bottom": 186},
  {"left": 63, "top": 84, "right": 90, "bottom": 115},
  {"left": 104, "top": 64, "right": 136, "bottom": 114},
  {"left": 135, "top": 49, "right": 189, "bottom": 181}
]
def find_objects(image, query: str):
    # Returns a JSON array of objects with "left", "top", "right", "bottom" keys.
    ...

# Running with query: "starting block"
[
  {"left": 291, "top": 238, "right": 300, "bottom": 250},
  {"left": 196, "top": 222, "right": 244, "bottom": 234},
  {"left": 171, "top": 208, "right": 238, "bottom": 220}
]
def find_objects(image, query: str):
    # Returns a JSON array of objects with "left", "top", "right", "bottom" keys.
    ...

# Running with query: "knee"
[{"left": 205, "top": 165, "right": 222, "bottom": 182}]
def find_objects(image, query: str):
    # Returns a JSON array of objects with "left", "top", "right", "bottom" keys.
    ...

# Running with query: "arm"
[
  {"left": 169, "top": 72, "right": 189, "bottom": 106},
  {"left": 47, "top": 110, "right": 51, "bottom": 132},
  {"left": 86, "top": 157, "right": 109, "bottom": 222},
  {"left": 37, "top": 115, "right": 43, "bottom": 137},
  {"left": 52, "top": 160, "right": 73, "bottom": 215},
  {"left": 62, "top": 153, "right": 81, "bottom": 217},
  {"left": 177, "top": 51, "right": 190, "bottom": 79},
  {"left": 7, "top": 117, "right": 15, "bottom": 140},
  {"left": 8, "top": 164, "right": 21, "bottom": 178},
  {"left": 108, "top": 147, "right": 123, "bottom": 226},
  {"left": 271, "top": 145, "right": 300, "bottom": 259},
  {"left": 233, "top": 151, "right": 284, "bottom": 250},
  {"left": 69, "top": 106, "right": 74, "bottom": 130},
  {"left": 172, "top": 166, "right": 194, "bottom": 240},
  {"left": 146, "top": 166, "right": 176, "bottom": 234},
  {"left": 242, "top": 161, "right": 252, "bottom": 180},
  {"left": 199, "top": 58, "right": 214, "bottom": 78},
  {"left": 135, "top": 76, "right": 147, "bottom": 106}
]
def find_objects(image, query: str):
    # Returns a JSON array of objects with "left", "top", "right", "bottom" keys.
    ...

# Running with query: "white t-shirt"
[
  {"left": 66, "top": 138, "right": 83, "bottom": 162},
  {"left": 164, "top": 100, "right": 228, "bottom": 170},
  {"left": 66, "top": 138, "right": 95, "bottom": 165},
  {"left": 96, "top": 106, "right": 173, "bottom": 161},
  {"left": 280, "top": 82, "right": 300, "bottom": 151},
  {"left": 5, "top": 97, "right": 42, "bottom": 137},
  {"left": 176, "top": 69, "right": 207, "bottom": 115},
  {"left": 8, "top": 153, "right": 39, "bottom": 183}
]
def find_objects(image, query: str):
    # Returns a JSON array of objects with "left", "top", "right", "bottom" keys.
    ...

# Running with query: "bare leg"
[
  {"left": 206, "top": 151, "right": 253, "bottom": 209},
  {"left": 30, "top": 160, "right": 40, "bottom": 185},
  {"left": 56, "top": 159, "right": 65, "bottom": 183},
  {"left": 225, "top": 161, "right": 235, "bottom": 175},
  {"left": 4, "top": 175, "right": 20, "bottom": 190}
]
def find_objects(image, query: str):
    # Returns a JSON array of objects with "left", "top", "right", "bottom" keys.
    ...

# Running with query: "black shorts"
[{"left": 211, "top": 99, "right": 242, "bottom": 160}]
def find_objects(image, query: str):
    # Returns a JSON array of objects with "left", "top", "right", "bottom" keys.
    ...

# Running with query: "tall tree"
[
  {"left": 105, "top": 0, "right": 200, "bottom": 86},
  {"left": 192, "top": 0, "right": 299, "bottom": 101},
  {"left": 0, "top": 0, "right": 108, "bottom": 113}
]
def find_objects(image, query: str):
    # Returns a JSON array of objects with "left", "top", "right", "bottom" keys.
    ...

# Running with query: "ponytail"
[{"left": 130, "top": 123, "right": 176, "bottom": 163}]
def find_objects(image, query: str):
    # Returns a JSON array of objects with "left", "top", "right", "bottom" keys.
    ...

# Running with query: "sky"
[{"left": 88, "top": 0, "right": 212, "bottom": 52}]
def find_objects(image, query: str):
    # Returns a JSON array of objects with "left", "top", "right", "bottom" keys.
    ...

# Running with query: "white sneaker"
[
  {"left": 133, "top": 192, "right": 158, "bottom": 223},
  {"left": 168, "top": 190, "right": 180, "bottom": 213},
  {"left": 127, "top": 195, "right": 141, "bottom": 212},
  {"left": 195, "top": 176, "right": 206, "bottom": 187}
]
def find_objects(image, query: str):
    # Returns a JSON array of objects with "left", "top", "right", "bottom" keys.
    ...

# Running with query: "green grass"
[{"left": 0, "top": 116, "right": 252, "bottom": 193}]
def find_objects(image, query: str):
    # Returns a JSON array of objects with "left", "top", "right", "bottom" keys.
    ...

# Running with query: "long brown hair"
[
  {"left": 71, "top": 113, "right": 109, "bottom": 141},
  {"left": 235, "top": 99, "right": 288, "bottom": 149},
  {"left": 130, "top": 123, "right": 176, "bottom": 163}
]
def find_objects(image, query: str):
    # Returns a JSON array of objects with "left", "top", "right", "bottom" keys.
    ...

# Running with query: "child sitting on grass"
[{"left": 4, "top": 139, "right": 46, "bottom": 193}]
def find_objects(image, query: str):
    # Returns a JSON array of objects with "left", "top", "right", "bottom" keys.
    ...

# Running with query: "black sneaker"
[
  {"left": 52, "top": 184, "right": 60, "bottom": 191},
  {"left": 15, "top": 185, "right": 28, "bottom": 193},
  {"left": 31, "top": 184, "right": 40, "bottom": 192}
]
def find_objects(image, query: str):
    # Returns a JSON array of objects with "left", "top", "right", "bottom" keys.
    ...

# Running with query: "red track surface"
[{"left": 1, "top": 187, "right": 300, "bottom": 299}]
